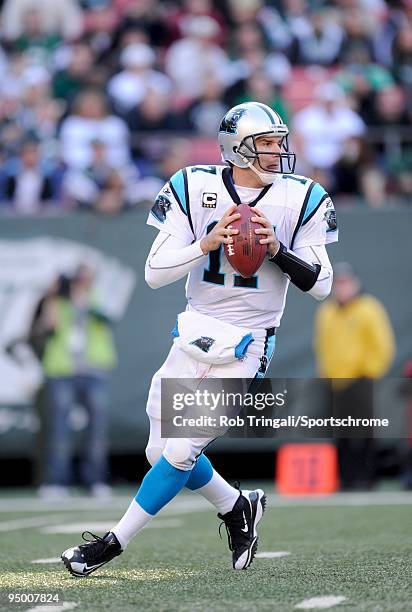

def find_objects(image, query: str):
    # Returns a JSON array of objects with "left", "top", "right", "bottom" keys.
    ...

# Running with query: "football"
[{"left": 224, "top": 203, "right": 267, "bottom": 278}]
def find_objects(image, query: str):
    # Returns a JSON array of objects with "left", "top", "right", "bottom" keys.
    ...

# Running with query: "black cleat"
[
  {"left": 61, "top": 531, "right": 122, "bottom": 577},
  {"left": 218, "top": 488, "right": 266, "bottom": 570}
]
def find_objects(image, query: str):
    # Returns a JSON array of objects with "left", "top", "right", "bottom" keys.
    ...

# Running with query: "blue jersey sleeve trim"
[
  {"left": 182, "top": 168, "right": 194, "bottom": 236},
  {"left": 301, "top": 183, "right": 327, "bottom": 226},
  {"left": 290, "top": 182, "right": 327, "bottom": 249},
  {"left": 169, "top": 170, "right": 187, "bottom": 215},
  {"left": 290, "top": 181, "right": 314, "bottom": 249},
  {"left": 301, "top": 193, "right": 329, "bottom": 227}
]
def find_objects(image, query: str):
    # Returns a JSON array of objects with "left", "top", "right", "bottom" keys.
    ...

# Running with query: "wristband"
[{"left": 268, "top": 242, "right": 321, "bottom": 292}]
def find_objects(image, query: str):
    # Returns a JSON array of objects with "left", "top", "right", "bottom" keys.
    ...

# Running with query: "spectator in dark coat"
[{"left": 0, "top": 138, "right": 66, "bottom": 213}]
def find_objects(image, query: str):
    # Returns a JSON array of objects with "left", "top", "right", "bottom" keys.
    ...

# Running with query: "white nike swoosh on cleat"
[
  {"left": 241, "top": 511, "right": 248, "bottom": 533},
  {"left": 83, "top": 562, "right": 106, "bottom": 572}
]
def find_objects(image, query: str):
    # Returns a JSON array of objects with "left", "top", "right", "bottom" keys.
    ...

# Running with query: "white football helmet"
[{"left": 218, "top": 102, "right": 296, "bottom": 184}]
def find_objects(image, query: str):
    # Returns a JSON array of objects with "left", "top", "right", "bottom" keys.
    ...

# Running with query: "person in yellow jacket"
[
  {"left": 38, "top": 264, "right": 117, "bottom": 499},
  {"left": 314, "top": 262, "right": 395, "bottom": 489}
]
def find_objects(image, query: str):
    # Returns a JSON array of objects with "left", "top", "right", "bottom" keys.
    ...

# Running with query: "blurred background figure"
[
  {"left": 125, "top": 88, "right": 190, "bottom": 134},
  {"left": 0, "top": 137, "right": 65, "bottom": 213},
  {"left": 37, "top": 264, "right": 117, "bottom": 499},
  {"left": 168, "top": 0, "right": 227, "bottom": 45},
  {"left": 314, "top": 263, "right": 395, "bottom": 490},
  {"left": 52, "top": 43, "right": 97, "bottom": 104},
  {"left": 295, "top": 9, "right": 345, "bottom": 66},
  {"left": 225, "top": 21, "right": 291, "bottom": 107},
  {"left": 1, "top": 0, "right": 83, "bottom": 43},
  {"left": 107, "top": 42, "right": 172, "bottom": 114},
  {"left": 10, "top": 8, "right": 62, "bottom": 65},
  {"left": 186, "top": 76, "right": 227, "bottom": 136},
  {"left": 59, "top": 89, "right": 130, "bottom": 170},
  {"left": 114, "top": 0, "right": 171, "bottom": 50},
  {"left": 292, "top": 83, "right": 366, "bottom": 191},
  {"left": 165, "top": 15, "right": 231, "bottom": 102},
  {"left": 62, "top": 138, "right": 144, "bottom": 213}
]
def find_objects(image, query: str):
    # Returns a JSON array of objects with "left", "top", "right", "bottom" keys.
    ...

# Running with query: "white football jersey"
[{"left": 147, "top": 164, "right": 338, "bottom": 329}]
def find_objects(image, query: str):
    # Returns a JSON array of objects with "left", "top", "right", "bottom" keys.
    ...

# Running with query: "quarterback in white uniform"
[{"left": 62, "top": 102, "right": 338, "bottom": 577}]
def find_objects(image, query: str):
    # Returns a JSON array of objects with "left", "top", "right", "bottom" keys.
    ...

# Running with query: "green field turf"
[{"left": 0, "top": 488, "right": 411, "bottom": 611}]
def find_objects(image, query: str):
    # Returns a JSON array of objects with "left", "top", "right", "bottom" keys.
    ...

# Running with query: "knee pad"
[
  {"left": 163, "top": 439, "right": 195, "bottom": 471},
  {"left": 145, "top": 445, "right": 163, "bottom": 467}
]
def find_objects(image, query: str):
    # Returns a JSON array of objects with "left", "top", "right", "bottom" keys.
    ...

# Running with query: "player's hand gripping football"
[
  {"left": 251, "top": 208, "right": 280, "bottom": 258},
  {"left": 200, "top": 205, "right": 240, "bottom": 255}
]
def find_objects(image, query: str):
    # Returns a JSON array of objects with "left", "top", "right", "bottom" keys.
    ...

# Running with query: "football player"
[{"left": 62, "top": 102, "right": 338, "bottom": 576}]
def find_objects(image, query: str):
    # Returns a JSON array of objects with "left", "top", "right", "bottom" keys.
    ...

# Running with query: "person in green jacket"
[{"left": 39, "top": 264, "right": 117, "bottom": 499}]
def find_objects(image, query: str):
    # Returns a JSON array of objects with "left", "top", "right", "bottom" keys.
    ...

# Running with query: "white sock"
[
  {"left": 111, "top": 499, "right": 153, "bottom": 549},
  {"left": 195, "top": 470, "right": 240, "bottom": 515}
]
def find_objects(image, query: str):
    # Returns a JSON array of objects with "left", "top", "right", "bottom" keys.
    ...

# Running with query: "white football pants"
[{"left": 145, "top": 330, "right": 275, "bottom": 470}]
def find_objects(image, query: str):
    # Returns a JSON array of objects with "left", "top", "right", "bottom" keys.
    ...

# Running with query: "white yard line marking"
[
  {"left": 0, "top": 491, "right": 411, "bottom": 514},
  {"left": 267, "top": 491, "right": 412, "bottom": 508},
  {"left": 255, "top": 551, "right": 291, "bottom": 558},
  {"left": 295, "top": 596, "right": 347, "bottom": 609},
  {"left": 0, "top": 495, "right": 209, "bottom": 513},
  {"left": 0, "top": 515, "right": 70, "bottom": 532},
  {"left": 27, "top": 602, "right": 78, "bottom": 612},
  {"left": 31, "top": 557, "right": 61, "bottom": 564},
  {"left": 41, "top": 519, "right": 182, "bottom": 534},
  {"left": 148, "top": 519, "right": 182, "bottom": 529}
]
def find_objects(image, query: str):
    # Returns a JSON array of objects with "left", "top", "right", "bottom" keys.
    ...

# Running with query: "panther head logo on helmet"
[{"left": 219, "top": 108, "right": 247, "bottom": 134}]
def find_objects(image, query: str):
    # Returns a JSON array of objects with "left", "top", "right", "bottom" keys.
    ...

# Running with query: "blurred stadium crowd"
[{"left": 0, "top": 0, "right": 411, "bottom": 214}]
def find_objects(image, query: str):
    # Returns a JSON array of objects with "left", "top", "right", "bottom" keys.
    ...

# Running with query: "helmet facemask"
[{"left": 236, "top": 132, "right": 296, "bottom": 184}]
